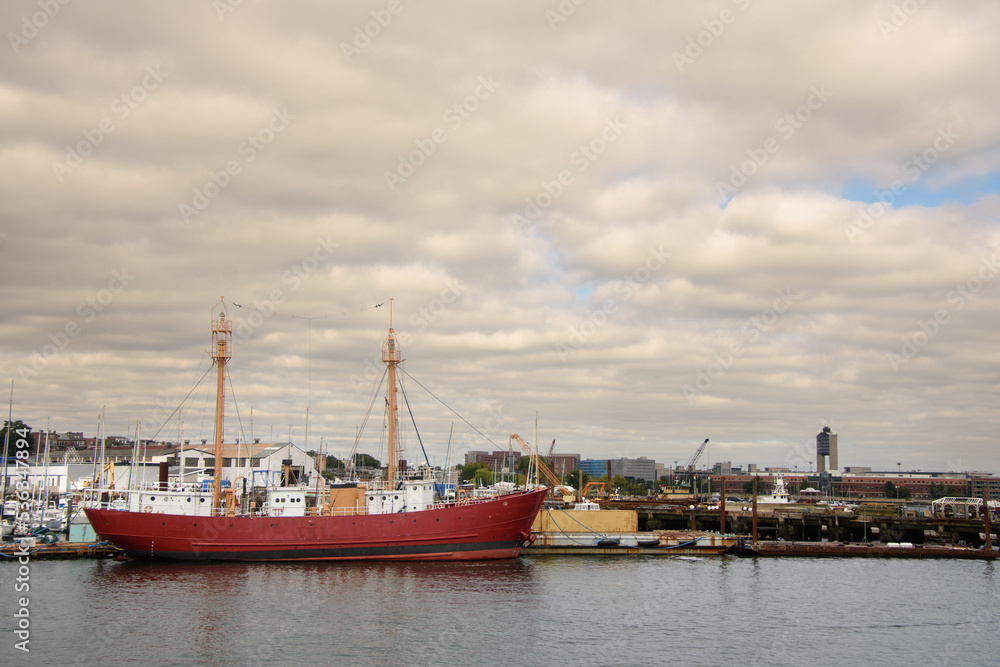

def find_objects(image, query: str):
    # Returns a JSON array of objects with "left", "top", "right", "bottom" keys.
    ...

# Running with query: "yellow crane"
[{"left": 509, "top": 433, "right": 560, "bottom": 491}]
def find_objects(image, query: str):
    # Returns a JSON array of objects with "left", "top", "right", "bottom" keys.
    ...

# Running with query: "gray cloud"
[{"left": 2, "top": 1, "right": 999, "bottom": 473}]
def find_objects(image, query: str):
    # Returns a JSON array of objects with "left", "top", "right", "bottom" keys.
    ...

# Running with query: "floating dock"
[
  {"left": 523, "top": 530, "right": 737, "bottom": 556},
  {"left": 525, "top": 507, "right": 737, "bottom": 555},
  {"left": 0, "top": 540, "right": 122, "bottom": 560},
  {"left": 741, "top": 541, "right": 998, "bottom": 559}
]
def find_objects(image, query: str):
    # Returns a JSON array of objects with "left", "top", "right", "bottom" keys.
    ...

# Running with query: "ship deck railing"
[{"left": 76, "top": 485, "right": 536, "bottom": 515}]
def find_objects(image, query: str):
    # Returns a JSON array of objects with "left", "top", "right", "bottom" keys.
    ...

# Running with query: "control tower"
[{"left": 816, "top": 426, "right": 838, "bottom": 473}]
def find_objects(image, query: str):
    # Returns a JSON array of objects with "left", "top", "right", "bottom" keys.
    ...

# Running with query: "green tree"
[
  {"left": 515, "top": 455, "right": 547, "bottom": 475},
  {"left": 459, "top": 461, "right": 490, "bottom": 483},
  {"left": 929, "top": 482, "right": 958, "bottom": 500},
  {"left": 742, "top": 477, "right": 761, "bottom": 494},
  {"left": 1, "top": 420, "right": 34, "bottom": 457},
  {"left": 610, "top": 475, "right": 628, "bottom": 496},
  {"left": 473, "top": 467, "right": 494, "bottom": 486},
  {"left": 883, "top": 481, "right": 910, "bottom": 499},
  {"left": 563, "top": 469, "right": 590, "bottom": 487},
  {"left": 353, "top": 453, "right": 381, "bottom": 468}
]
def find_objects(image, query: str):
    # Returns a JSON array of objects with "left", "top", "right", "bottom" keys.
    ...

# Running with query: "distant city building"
[
  {"left": 705, "top": 469, "right": 990, "bottom": 500},
  {"left": 969, "top": 473, "right": 1000, "bottom": 499},
  {"left": 579, "top": 459, "right": 609, "bottom": 478},
  {"left": 547, "top": 453, "right": 580, "bottom": 479},
  {"left": 464, "top": 449, "right": 519, "bottom": 472},
  {"left": 580, "top": 457, "right": 658, "bottom": 482},
  {"left": 816, "top": 426, "right": 838, "bottom": 473},
  {"left": 614, "top": 457, "right": 657, "bottom": 482},
  {"left": 712, "top": 461, "right": 733, "bottom": 476}
]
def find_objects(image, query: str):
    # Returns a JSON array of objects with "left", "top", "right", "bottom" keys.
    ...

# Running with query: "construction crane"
[
  {"left": 510, "top": 433, "right": 561, "bottom": 492},
  {"left": 546, "top": 439, "right": 556, "bottom": 458},
  {"left": 685, "top": 438, "right": 709, "bottom": 472},
  {"left": 684, "top": 438, "right": 709, "bottom": 493}
]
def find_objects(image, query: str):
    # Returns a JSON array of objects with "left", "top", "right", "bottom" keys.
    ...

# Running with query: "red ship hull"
[{"left": 84, "top": 488, "right": 547, "bottom": 562}]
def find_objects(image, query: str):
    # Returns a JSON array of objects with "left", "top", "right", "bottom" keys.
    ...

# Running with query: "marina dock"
[{"left": 1, "top": 540, "right": 122, "bottom": 560}]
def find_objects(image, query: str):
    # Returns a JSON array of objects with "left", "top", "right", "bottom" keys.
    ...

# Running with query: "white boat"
[
  {"left": 757, "top": 475, "right": 791, "bottom": 504},
  {"left": 40, "top": 506, "right": 65, "bottom": 532},
  {"left": 2, "top": 499, "right": 18, "bottom": 518},
  {"left": 572, "top": 499, "right": 601, "bottom": 511}
]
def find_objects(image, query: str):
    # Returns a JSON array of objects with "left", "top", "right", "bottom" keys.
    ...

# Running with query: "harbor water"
[{"left": 2, "top": 555, "right": 997, "bottom": 665}]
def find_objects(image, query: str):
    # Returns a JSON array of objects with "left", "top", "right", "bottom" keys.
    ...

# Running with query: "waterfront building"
[
  {"left": 704, "top": 470, "right": 990, "bottom": 500},
  {"left": 165, "top": 441, "right": 320, "bottom": 487}
]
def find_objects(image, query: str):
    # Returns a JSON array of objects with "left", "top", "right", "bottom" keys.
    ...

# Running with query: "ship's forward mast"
[
  {"left": 211, "top": 298, "right": 232, "bottom": 515},
  {"left": 382, "top": 299, "right": 403, "bottom": 488}
]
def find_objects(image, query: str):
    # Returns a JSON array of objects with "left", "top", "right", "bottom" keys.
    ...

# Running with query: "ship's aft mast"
[
  {"left": 382, "top": 299, "right": 402, "bottom": 488},
  {"left": 211, "top": 298, "right": 232, "bottom": 515}
]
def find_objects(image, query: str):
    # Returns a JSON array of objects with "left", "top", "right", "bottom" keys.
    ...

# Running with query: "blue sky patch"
[{"left": 841, "top": 171, "right": 1000, "bottom": 208}]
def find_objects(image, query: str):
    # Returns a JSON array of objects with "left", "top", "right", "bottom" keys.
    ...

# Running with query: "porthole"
[{"left": 150, "top": 496, "right": 156, "bottom": 501}]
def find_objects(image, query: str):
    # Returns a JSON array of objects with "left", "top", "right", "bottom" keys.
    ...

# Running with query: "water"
[{"left": 2, "top": 555, "right": 998, "bottom": 666}]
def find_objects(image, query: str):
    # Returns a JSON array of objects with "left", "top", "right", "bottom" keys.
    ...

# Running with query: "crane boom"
[
  {"left": 685, "top": 438, "right": 709, "bottom": 471},
  {"left": 510, "top": 433, "right": 559, "bottom": 490}
]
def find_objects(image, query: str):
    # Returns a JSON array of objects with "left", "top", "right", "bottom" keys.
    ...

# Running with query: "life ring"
[{"left": 143, "top": 506, "right": 153, "bottom": 513}]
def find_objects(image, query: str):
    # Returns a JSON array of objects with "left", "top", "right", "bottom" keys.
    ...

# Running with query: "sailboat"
[{"left": 83, "top": 299, "right": 547, "bottom": 561}]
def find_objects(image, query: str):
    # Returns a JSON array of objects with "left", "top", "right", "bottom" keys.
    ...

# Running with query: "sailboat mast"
[
  {"left": 211, "top": 298, "right": 232, "bottom": 515},
  {"left": 382, "top": 299, "right": 402, "bottom": 488},
  {"left": 1, "top": 380, "right": 12, "bottom": 501}
]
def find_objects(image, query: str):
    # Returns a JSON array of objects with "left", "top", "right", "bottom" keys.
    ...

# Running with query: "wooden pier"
[
  {"left": 742, "top": 540, "right": 997, "bottom": 559},
  {"left": 1, "top": 540, "right": 122, "bottom": 560}
]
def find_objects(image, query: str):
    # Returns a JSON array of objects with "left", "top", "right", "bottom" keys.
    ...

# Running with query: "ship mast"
[
  {"left": 211, "top": 298, "right": 232, "bottom": 515},
  {"left": 382, "top": 299, "right": 402, "bottom": 488}
]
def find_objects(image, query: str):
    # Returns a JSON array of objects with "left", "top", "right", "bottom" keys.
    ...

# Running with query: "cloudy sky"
[{"left": 2, "top": 1, "right": 999, "bottom": 475}]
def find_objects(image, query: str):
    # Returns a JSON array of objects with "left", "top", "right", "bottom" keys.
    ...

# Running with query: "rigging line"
[
  {"left": 307, "top": 319, "right": 311, "bottom": 410},
  {"left": 347, "top": 367, "right": 387, "bottom": 475},
  {"left": 398, "top": 381, "right": 430, "bottom": 467},
  {"left": 145, "top": 363, "right": 215, "bottom": 442},
  {"left": 397, "top": 368, "right": 502, "bottom": 449},
  {"left": 231, "top": 301, "right": 384, "bottom": 321},
  {"left": 226, "top": 368, "right": 249, "bottom": 449}
]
